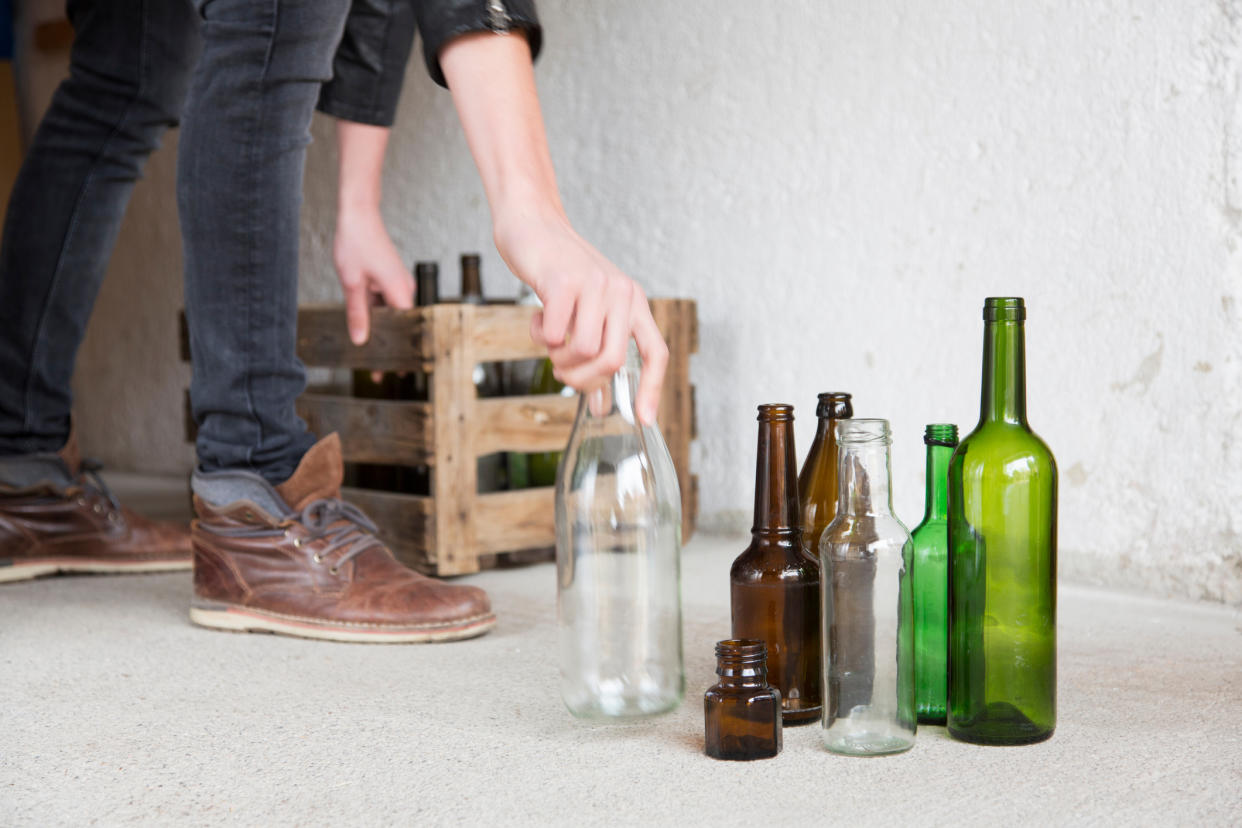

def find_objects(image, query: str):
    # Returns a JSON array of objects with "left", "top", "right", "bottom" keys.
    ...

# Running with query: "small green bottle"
[
  {"left": 528, "top": 358, "right": 574, "bottom": 486},
  {"left": 948, "top": 297, "right": 1057, "bottom": 745},
  {"left": 911, "top": 423, "right": 957, "bottom": 725}
]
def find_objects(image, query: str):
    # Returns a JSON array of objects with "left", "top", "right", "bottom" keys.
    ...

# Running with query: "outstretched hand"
[{"left": 495, "top": 212, "right": 668, "bottom": 425}]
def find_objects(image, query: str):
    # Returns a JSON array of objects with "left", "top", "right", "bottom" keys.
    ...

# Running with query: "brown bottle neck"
[{"left": 752, "top": 414, "right": 800, "bottom": 535}]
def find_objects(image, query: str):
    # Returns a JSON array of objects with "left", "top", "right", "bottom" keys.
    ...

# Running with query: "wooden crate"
[{"left": 182, "top": 299, "right": 698, "bottom": 576}]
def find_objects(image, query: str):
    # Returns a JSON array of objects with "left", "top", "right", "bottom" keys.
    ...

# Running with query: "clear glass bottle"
[
  {"left": 911, "top": 423, "right": 958, "bottom": 725},
  {"left": 555, "top": 346, "right": 684, "bottom": 718},
  {"left": 819, "top": 418, "right": 916, "bottom": 755},
  {"left": 948, "top": 297, "right": 1057, "bottom": 745},
  {"left": 704, "top": 640, "right": 782, "bottom": 761},
  {"left": 731, "top": 404, "right": 821, "bottom": 725},
  {"left": 798, "top": 391, "right": 853, "bottom": 553}
]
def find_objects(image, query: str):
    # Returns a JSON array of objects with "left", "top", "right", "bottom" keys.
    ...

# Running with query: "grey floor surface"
[{"left": 2, "top": 474, "right": 1241, "bottom": 826}]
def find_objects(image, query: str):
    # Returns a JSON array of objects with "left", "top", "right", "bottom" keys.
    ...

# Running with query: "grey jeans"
[{"left": 0, "top": 0, "right": 350, "bottom": 483}]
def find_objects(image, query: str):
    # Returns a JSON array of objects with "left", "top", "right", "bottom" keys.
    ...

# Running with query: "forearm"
[
  {"left": 440, "top": 31, "right": 566, "bottom": 237},
  {"left": 336, "top": 120, "right": 392, "bottom": 215}
]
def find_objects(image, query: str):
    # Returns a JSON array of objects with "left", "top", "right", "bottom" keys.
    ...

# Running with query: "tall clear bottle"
[
  {"left": 819, "top": 418, "right": 915, "bottom": 755},
  {"left": 799, "top": 392, "right": 853, "bottom": 554},
  {"left": 732, "top": 404, "right": 821, "bottom": 725},
  {"left": 948, "top": 297, "right": 1057, "bottom": 745},
  {"left": 555, "top": 346, "right": 684, "bottom": 718},
  {"left": 911, "top": 423, "right": 958, "bottom": 725}
]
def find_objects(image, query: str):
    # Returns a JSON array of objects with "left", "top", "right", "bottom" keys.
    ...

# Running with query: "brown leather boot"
[
  {"left": 189, "top": 434, "right": 495, "bottom": 643},
  {"left": 0, "top": 433, "right": 192, "bottom": 583}
]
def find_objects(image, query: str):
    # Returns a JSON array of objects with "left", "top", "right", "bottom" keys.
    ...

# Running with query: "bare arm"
[
  {"left": 440, "top": 31, "right": 667, "bottom": 424},
  {"left": 333, "top": 121, "right": 414, "bottom": 346}
]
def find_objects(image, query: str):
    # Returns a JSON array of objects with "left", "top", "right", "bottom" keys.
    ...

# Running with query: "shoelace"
[
  {"left": 78, "top": 458, "right": 123, "bottom": 515},
  {"left": 205, "top": 497, "right": 385, "bottom": 572}
]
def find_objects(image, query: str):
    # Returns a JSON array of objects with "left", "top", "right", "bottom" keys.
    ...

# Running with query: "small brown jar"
[{"left": 704, "top": 640, "right": 783, "bottom": 761}]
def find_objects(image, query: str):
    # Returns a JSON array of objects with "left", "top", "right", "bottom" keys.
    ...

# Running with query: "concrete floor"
[{"left": 2, "top": 475, "right": 1240, "bottom": 825}]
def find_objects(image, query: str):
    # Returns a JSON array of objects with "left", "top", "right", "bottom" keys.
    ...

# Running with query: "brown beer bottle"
[
  {"left": 798, "top": 392, "right": 853, "bottom": 554},
  {"left": 703, "top": 639, "right": 782, "bottom": 760},
  {"left": 731, "top": 404, "right": 822, "bottom": 725},
  {"left": 396, "top": 262, "right": 440, "bottom": 494}
]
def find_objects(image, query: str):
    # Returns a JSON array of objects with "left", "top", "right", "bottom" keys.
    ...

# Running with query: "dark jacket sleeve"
[
  {"left": 317, "top": 0, "right": 417, "bottom": 127},
  {"left": 413, "top": 0, "right": 542, "bottom": 88},
  {"left": 318, "top": 0, "right": 542, "bottom": 127}
]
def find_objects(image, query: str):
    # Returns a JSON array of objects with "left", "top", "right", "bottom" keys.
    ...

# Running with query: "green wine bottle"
[
  {"left": 911, "top": 423, "right": 957, "bottom": 725},
  {"left": 948, "top": 297, "right": 1057, "bottom": 745},
  {"left": 528, "top": 357, "right": 573, "bottom": 486}
]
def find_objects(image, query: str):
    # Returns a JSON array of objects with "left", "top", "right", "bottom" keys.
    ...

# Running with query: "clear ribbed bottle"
[{"left": 819, "top": 418, "right": 915, "bottom": 755}]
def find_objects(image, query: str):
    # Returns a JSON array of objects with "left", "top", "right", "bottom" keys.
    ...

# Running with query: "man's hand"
[
  {"left": 495, "top": 211, "right": 668, "bottom": 425},
  {"left": 334, "top": 205, "right": 413, "bottom": 345}
]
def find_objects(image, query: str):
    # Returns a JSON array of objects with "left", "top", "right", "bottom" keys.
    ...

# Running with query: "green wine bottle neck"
[
  {"left": 923, "top": 443, "right": 953, "bottom": 521},
  {"left": 981, "top": 319, "right": 1027, "bottom": 424},
  {"left": 752, "top": 406, "right": 800, "bottom": 534}
]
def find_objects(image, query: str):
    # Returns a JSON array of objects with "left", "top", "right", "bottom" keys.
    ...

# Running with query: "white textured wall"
[{"left": 58, "top": 1, "right": 1242, "bottom": 603}]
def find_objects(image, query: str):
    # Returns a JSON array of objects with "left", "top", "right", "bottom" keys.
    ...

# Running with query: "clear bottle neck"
[
  {"left": 834, "top": 419, "right": 895, "bottom": 517},
  {"left": 582, "top": 345, "right": 639, "bottom": 423}
]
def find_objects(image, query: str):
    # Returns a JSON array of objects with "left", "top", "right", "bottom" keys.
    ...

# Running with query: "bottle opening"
[
  {"left": 756, "top": 404, "right": 794, "bottom": 422},
  {"left": 924, "top": 423, "right": 959, "bottom": 447},
  {"left": 715, "top": 639, "right": 768, "bottom": 665},
  {"left": 836, "top": 418, "right": 890, "bottom": 446},
  {"left": 983, "top": 296, "right": 1026, "bottom": 322},
  {"left": 815, "top": 392, "right": 853, "bottom": 420}
]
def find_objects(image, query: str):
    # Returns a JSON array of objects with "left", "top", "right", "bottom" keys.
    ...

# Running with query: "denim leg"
[
  {"left": 179, "top": 0, "right": 349, "bottom": 485},
  {"left": 0, "top": 0, "right": 201, "bottom": 456}
]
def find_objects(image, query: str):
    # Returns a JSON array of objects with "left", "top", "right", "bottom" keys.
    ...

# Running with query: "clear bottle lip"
[
  {"left": 983, "top": 296, "right": 1026, "bottom": 321},
  {"left": 836, "top": 418, "right": 890, "bottom": 446}
]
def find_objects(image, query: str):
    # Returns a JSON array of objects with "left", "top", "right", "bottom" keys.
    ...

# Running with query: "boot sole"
[
  {"left": 0, "top": 558, "right": 191, "bottom": 583},
  {"left": 189, "top": 601, "right": 497, "bottom": 644}
]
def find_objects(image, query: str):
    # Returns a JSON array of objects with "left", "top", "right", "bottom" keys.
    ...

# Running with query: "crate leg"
[
  {"left": 650, "top": 299, "right": 698, "bottom": 542},
  {"left": 431, "top": 305, "right": 481, "bottom": 575}
]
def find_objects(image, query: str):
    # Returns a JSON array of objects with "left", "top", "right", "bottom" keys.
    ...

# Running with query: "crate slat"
[
  {"left": 472, "top": 305, "right": 548, "bottom": 363},
  {"left": 297, "top": 305, "right": 433, "bottom": 370},
  {"left": 474, "top": 488, "right": 556, "bottom": 554},
  {"left": 471, "top": 394, "right": 577, "bottom": 456},
  {"left": 297, "top": 394, "right": 433, "bottom": 465}
]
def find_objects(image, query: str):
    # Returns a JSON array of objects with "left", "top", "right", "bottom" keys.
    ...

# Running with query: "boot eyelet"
[
  {"left": 292, "top": 538, "right": 302, "bottom": 548},
  {"left": 329, "top": 566, "right": 339, "bottom": 575},
  {"left": 312, "top": 553, "right": 322, "bottom": 563},
  {"left": 92, "top": 503, "right": 104, "bottom": 515},
  {"left": 107, "top": 512, "right": 121, "bottom": 524},
  {"left": 76, "top": 496, "right": 87, "bottom": 507}
]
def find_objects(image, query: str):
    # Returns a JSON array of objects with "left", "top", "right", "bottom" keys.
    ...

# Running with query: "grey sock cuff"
[
  {"left": 0, "top": 454, "right": 74, "bottom": 489},
  {"left": 191, "top": 469, "right": 290, "bottom": 517}
]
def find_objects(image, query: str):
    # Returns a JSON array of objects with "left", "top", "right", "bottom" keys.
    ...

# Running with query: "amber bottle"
[
  {"left": 731, "top": 404, "right": 822, "bottom": 725},
  {"left": 798, "top": 392, "right": 853, "bottom": 555},
  {"left": 704, "top": 640, "right": 782, "bottom": 761}
]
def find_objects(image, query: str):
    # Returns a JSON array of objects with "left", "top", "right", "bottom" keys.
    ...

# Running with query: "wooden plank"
[
  {"left": 296, "top": 305, "right": 433, "bottom": 371},
  {"left": 473, "top": 488, "right": 557, "bottom": 555},
  {"left": 472, "top": 304, "right": 545, "bottom": 363},
  {"left": 429, "top": 305, "right": 479, "bottom": 575},
  {"left": 296, "top": 394, "right": 432, "bottom": 465},
  {"left": 650, "top": 299, "right": 697, "bottom": 541},
  {"left": 471, "top": 394, "right": 577, "bottom": 456},
  {"left": 342, "top": 487, "right": 434, "bottom": 570}
]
